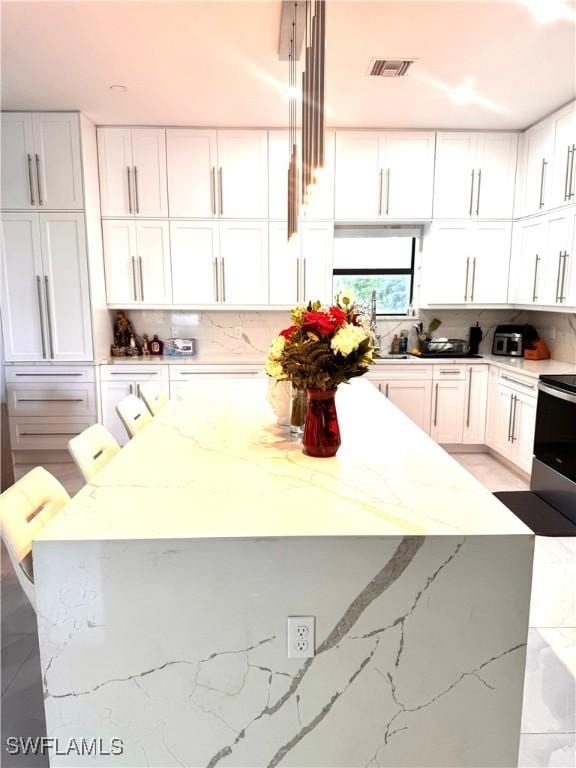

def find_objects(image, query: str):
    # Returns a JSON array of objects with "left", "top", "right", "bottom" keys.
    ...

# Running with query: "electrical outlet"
[
  {"left": 234, "top": 326, "right": 242, "bottom": 339},
  {"left": 287, "top": 616, "right": 315, "bottom": 658}
]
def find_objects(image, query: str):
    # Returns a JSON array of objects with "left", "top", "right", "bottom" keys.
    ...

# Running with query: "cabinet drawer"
[
  {"left": 6, "top": 365, "right": 95, "bottom": 383},
  {"left": 498, "top": 369, "right": 537, "bottom": 396},
  {"left": 169, "top": 365, "right": 263, "bottom": 380},
  {"left": 369, "top": 365, "right": 433, "bottom": 381},
  {"left": 433, "top": 365, "right": 466, "bottom": 381},
  {"left": 9, "top": 416, "right": 96, "bottom": 450},
  {"left": 100, "top": 365, "right": 169, "bottom": 381},
  {"left": 7, "top": 383, "right": 96, "bottom": 417}
]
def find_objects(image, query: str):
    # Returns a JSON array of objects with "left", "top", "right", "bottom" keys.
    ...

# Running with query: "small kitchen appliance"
[{"left": 492, "top": 325, "right": 525, "bottom": 357}]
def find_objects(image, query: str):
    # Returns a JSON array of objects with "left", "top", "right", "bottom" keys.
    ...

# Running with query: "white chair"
[
  {"left": 0, "top": 467, "right": 70, "bottom": 610},
  {"left": 139, "top": 382, "right": 169, "bottom": 416},
  {"left": 68, "top": 424, "right": 121, "bottom": 483},
  {"left": 116, "top": 394, "right": 153, "bottom": 439}
]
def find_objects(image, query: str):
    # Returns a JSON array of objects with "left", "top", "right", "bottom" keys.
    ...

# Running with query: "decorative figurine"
[
  {"left": 142, "top": 334, "right": 150, "bottom": 357},
  {"left": 113, "top": 311, "right": 136, "bottom": 350},
  {"left": 126, "top": 333, "right": 139, "bottom": 357}
]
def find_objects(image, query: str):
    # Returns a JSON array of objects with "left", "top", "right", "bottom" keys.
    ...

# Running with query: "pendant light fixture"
[{"left": 287, "top": 3, "right": 298, "bottom": 240}]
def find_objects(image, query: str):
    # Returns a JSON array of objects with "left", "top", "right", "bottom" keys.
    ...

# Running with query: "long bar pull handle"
[
  {"left": 218, "top": 168, "right": 223, "bottom": 215},
  {"left": 133, "top": 166, "right": 140, "bottom": 214},
  {"left": 507, "top": 393, "right": 514, "bottom": 442},
  {"left": 378, "top": 169, "right": 383, "bottom": 215},
  {"left": 35, "top": 154, "right": 43, "bottom": 206},
  {"left": 36, "top": 276, "right": 46, "bottom": 359},
  {"left": 501, "top": 375, "right": 535, "bottom": 390},
  {"left": 127, "top": 167, "right": 133, "bottom": 214},
  {"left": 510, "top": 395, "right": 518, "bottom": 444},
  {"left": 27, "top": 155, "right": 36, "bottom": 206},
  {"left": 132, "top": 257, "right": 138, "bottom": 301},
  {"left": 210, "top": 167, "right": 216, "bottom": 216},
  {"left": 475, "top": 169, "right": 482, "bottom": 216},
  {"left": 43, "top": 276, "right": 54, "bottom": 358},
  {"left": 468, "top": 169, "right": 475, "bottom": 216},
  {"left": 470, "top": 257, "right": 477, "bottom": 302},
  {"left": 532, "top": 254, "right": 540, "bottom": 302},
  {"left": 466, "top": 368, "right": 473, "bottom": 428},
  {"left": 433, "top": 383, "right": 439, "bottom": 427},
  {"left": 555, "top": 251, "right": 563, "bottom": 302},
  {"left": 138, "top": 256, "right": 144, "bottom": 301},
  {"left": 385, "top": 382, "right": 389, "bottom": 398},
  {"left": 569, "top": 145, "right": 576, "bottom": 199},
  {"left": 213, "top": 258, "right": 219, "bottom": 302},
  {"left": 385, "top": 168, "right": 390, "bottom": 215},
  {"left": 539, "top": 159, "right": 547, "bottom": 208},
  {"left": 220, "top": 257, "right": 226, "bottom": 302},
  {"left": 564, "top": 146, "right": 572, "bottom": 201},
  {"left": 559, "top": 251, "right": 569, "bottom": 303},
  {"left": 129, "top": 383, "right": 134, "bottom": 395},
  {"left": 464, "top": 257, "right": 470, "bottom": 301}
]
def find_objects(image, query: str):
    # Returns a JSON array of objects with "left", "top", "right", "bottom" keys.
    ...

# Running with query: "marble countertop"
[{"left": 38, "top": 378, "right": 531, "bottom": 543}]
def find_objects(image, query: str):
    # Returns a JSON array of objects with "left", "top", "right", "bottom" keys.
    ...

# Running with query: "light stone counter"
[{"left": 34, "top": 378, "right": 534, "bottom": 767}]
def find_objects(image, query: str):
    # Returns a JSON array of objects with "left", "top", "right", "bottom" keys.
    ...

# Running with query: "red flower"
[
  {"left": 303, "top": 310, "right": 335, "bottom": 337},
  {"left": 280, "top": 325, "right": 298, "bottom": 340},
  {"left": 328, "top": 306, "right": 347, "bottom": 328}
]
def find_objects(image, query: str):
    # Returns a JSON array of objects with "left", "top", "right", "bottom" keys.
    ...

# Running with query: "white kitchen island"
[{"left": 34, "top": 377, "right": 534, "bottom": 768}]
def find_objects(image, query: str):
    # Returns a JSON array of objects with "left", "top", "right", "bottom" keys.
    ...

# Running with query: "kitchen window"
[{"left": 332, "top": 226, "right": 417, "bottom": 316}]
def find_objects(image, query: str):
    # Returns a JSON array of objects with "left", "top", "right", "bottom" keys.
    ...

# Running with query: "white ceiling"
[{"left": 2, "top": 0, "right": 575, "bottom": 129}]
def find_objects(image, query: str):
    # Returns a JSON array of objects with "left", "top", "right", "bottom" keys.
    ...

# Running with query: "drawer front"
[
  {"left": 498, "top": 369, "right": 537, "bottom": 396},
  {"left": 100, "top": 365, "right": 169, "bottom": 381},
  {"left": 9, "top": 417, "right": 96, "bottom": 450},
  {"left": 6, "top": 365, "right": 95, "bottom": 383},
  {"left": 433, "top": 364, "right": 466, "bottom": 381},
  {"left": 8, "top": 383, "right": 96, "bottom": 417},
  {"left": 169, "top": 365, "right": 263, "bottom": 380},
  {"left": 369, "top": 365, "right": 433, "bottom": 382}
]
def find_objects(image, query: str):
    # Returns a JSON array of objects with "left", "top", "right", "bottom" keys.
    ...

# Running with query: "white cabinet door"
[
  {"left": 135, "top": 221, "right": 172, "bottom": 304},
  {"left": 0, "top": 213, "right": 45, "bottom": 361},
  {"left": 431, "top": 380, "right": 465, "bottom": 443},
  {"left": 474, "top": 133, "right": 517, "bottom": 219},
  {"left": 541, "top": 211, "right": 574, "bottom": 306},
  {"left": 551, "top": 104, "right": 576, "bottom": 208},
  {"left": 170, "top": 220, "right": 219, "bottom": 305},
  {"left": 463, "top": 366, "right": 488, "bottom": 444},
  {"left": 565, "top": 210, "right": 576, "bottom": 306},
  {"left": 422, "top": 222, "right": 470, "bottom": 304},
  {"left": 102, "top": 219, "right": 138, "bottom": 304},
  {"left": 468, "top": 222, "right": 511, "bottom": 304},
  {"left": 381, "top": 380, "right": 432, "bottom": 434},
  {"left": 167, "top": 129, "right": 218, "bottom": 218},
  {"left": 509, "top": 218, "right": 547, "bottom": 304},
  {"left": 268, "top": 222, "right": 300, "bottom": 305},
  {"left": 39, "top": 213, "right": 92, "bottom": 361},
  {"left": 131, "top": 129, "right": 168, "bottom": 217},
  {"left": 33, "top": 113, "right": 83, "bottom": 210},
  {"left": 268, "top": 131, "right": 290, "bottom": 221},
  {"left": 219, "top": 221, "right": 268, "bottom": 304},
  {"left": 97, "top": 128, "right": 133, "bottom": 217},
  {"left": 300, "top": 222, "right": 333, "bottom": 304},
  {"left": 518, "top": 119, "right": 554, "bottom": 216},
  {"left": 334, "top": 132, "right": 381, "bottom": 219},
  {"left": 490, "top": 386, "right": 516, "bottom": 459},
  {"left": 1, "top": 113, "right": 36, "bottom": 210},
  {"left": 217, "top": 131, "right": 268, "bottom": 218},
  {"left": 101, "top": 380, "right": 133, "bottom": 446},
  {"left": 513, "top": 392, "right": 537, "bottom": 474},
  {"left": 433, "top": 133, "right": 477, "bottom": 218},
  {"left": 382, "top": 132, "right": 435, "bottom": 219}
]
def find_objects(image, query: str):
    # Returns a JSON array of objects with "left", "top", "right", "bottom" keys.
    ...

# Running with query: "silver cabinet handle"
[
  {"left": 569, "top": 145, "right": 576, "bottom": 200},
  {"left": 27, "top": 155, "right": 36, "bottom": 206},
  {"left": 507, "top": 393, "right": 514, "bottom": 441},
  {"left": 43, "top": 276, "right": 54, "bottom": 358},
  {"left": 136, "top": 383, "right": 141, "bottom": 398},
  {"left": 385, "top": 168, "right": 390, "bottom": 215},
  {"left": 475, "top": 169, "right": 482, "bottom": 216},
  {"left": 433, "top": 383, "right": 439, "bottom": 427},
  {"left": 129, "top": 383, "right": 134, "bottom": 395},
  {"left": 466, "top": 368, "right": 473, "bottom": 428},
  {"left": 510, "top": 395, "right": 518, "bottom": 444},
  {"left": 36, "top": 276, "right": 46, "bottom": 359},
  {"left": 564, "top": 146, "right": 572, "bottom": 201},
  {"left": 132, "top": 257, "right": 139, "bottom": 301},
  {"left": 127, "top": 167, "right": 133, "bottom": 214},
  {"left": 35, "top": 154, "right": 43, "bottom": 206},
  {"left": 377, "top": 383, "right": 381, "bottom": 393},
  {"left": 532, "top": 254, "right": 540, "bottom": 301},
  {"left": 501, "top": 375, "right": 534, "bottom": 390},
  {"left": 464, "top": 257, "right": 470, "bottom": 301},
  {"left": 559, "top": 251, "right": 569, "bottom": 303},
  {"left": 378, "top": 169, "right": 383, "bottom": 215},
  {"left": 138, "top": 256, "right": 144, "bottom": 301},
  {"left": 468, "top": 169, "right": 475, "bottom": 216},
  {"left": 109, "top": 371, "right": 159, "bottom": 376},
  {"left": 213, "top": 257, "right": 219, "bottom": 301},
  {"left": 218, "top": 167, "right": 223, "bottom": 215},
  {"left": 539, "top": 159, "right": 547, "bottom": 208},
  {"left": 555, "top": 251, "right": 563, "bottom": 302},
  {"left": 220, "top": 257, "right": 226, "bottom": 302},
  {"left": 210, "top": 167, "right": 216, "bottom": 216},
  {"left": 14, "top": 372, "right": 83, "bottom": 377},
  {"left": 17, "top": 398, "right": 84, "bottom": 403},
  {"left": 470, "top": 257, "right": 477, "bottom": 302},
  {"left": 133, "top": 166, "right": 140, "bottom": 214},
  {"left": 385, "top": 382, "right": 389, "bottom": 398},
  {"left": 21, "top": 431, "right": 81, "bottom": 437}
]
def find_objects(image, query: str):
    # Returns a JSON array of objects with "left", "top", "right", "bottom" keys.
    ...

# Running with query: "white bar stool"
[
  {"left": 116, "top": 394, "right": 153, "bottom": 439},
  {"left": 68, "top": 424, "right": 121, "bottom": 483},
  {"left": 139, "top": 382, "right": 169, "bottom": 416}
]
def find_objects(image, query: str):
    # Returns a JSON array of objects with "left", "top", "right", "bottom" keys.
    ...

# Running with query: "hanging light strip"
[
  {"left": 287, "top": 2, "right": 299, "bottom": 240},
  {"left": 300, "top": 0, "right": 325, "bottom": 207}
]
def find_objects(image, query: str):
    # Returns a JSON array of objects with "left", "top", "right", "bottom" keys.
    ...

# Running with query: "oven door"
[{"left": 534, "top": 383, "right": 576, "bottom": 483}]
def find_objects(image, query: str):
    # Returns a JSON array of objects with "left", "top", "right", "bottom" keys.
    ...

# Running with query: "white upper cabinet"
[
  {"left": 170, "top": 220, "right": 219, "bottom": 305},
  {"left": 219, "top": 221, "right": 269, "bottom": 304},
  {"left": 468, "top": 222, "right": 512, "bottom": 304},
  {"left": 102, "top": 219, "right": 137, "bottom": 304},
  {"left": 551, "top": 103, "right": 576, "bottom": 208},
  {"left": 516, "top": 119, "right": 554, "bottom": 217},
  {"left": 434, "top": 132, "right": 517, "bottom": 219},
  {"left": 300, "top": 222, "right": 333, "bottom": 303},
  {"left": 540, "top": 210, "right": 574, "bottom": 307},
  {"left": 97, "top": 128, "right": 168, "bottom": 218},
  {"left": 334, "top": 131, "right": 434, "bottom": 220},
  {"left": 167, "top": 130, "right": 218, "bottom": 218},
  {"left": 216, "top": 131, "right": 268, "bottom": 218},
  {"left": 509, "top": 217, "right": 547, "bottom": 305},
  {"left": 135, "top": 220, "right": 172, "bottom": 303},
  {"left": 268, "top": 222, "right": 300, "bottom": 305},
  {"left": 1, "top": 113, "right": 83, "bottom": 211}
]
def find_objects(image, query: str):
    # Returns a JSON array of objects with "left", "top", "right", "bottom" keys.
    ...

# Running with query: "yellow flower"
[
  {"left": 330, "top": 323, "right": 369, "bottom": 356},
  {"left": 265, "top": 358, "right": 287, "bottom": 380},
  {"left": 268, "top": 335, "right": 286, "bottom": 359},
  {"left": 337, "top": 288, "right": 356, "bottom": 306}
]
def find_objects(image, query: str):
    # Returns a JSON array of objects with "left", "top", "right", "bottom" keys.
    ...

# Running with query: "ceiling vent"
[{"left": 368, "top": 59, "right": 416, "bottom": 78}]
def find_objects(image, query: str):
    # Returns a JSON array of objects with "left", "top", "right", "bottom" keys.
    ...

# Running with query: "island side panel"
[{"left": 34, "top": 534, "right": 533, "bottom": 767}]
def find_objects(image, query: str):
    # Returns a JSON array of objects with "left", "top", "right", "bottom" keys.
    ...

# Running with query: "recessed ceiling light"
[{"left": 109, "top": 85, "right": 128, "bottom": 93}]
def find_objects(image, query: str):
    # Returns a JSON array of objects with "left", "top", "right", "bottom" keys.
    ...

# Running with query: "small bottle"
[
  {"left": 391, "top": 334, "right": 400, "bottom": 354},
  {"left": 150, "top": 335, "right": 164, "bottom": 356},
  {"left": 399, "top": 331, "right": 408, "bottom": 354}
]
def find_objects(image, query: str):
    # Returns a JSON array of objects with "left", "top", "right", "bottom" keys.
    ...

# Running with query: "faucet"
[{"left": 370, "top": 290, "right": 381, "bottom": 351}]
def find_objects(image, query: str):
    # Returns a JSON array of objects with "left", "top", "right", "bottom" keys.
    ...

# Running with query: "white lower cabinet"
[
  {"left": 370, "top": 367, "right": 433, "bottom": 434},
  {"left": 462, "top": 365, "right": 488, "bottom": 444},
  {"left": 100, "top": 365, "right": 169, "bottom": 445},
  {"left": 431, "top": 367, "right": 466, "bottom": 444},
  {"left": 486, "top": 368, "right": 537, "bottom": 473}
]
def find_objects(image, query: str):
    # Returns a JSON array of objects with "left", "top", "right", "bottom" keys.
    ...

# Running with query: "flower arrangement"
[{"left": 265, "top": 292, "right": 376, "bottom": 391}]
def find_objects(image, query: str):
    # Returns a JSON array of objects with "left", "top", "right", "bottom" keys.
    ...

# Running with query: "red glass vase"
[{"left": 302, "top": 389, "right": 341, "bottom": 458}]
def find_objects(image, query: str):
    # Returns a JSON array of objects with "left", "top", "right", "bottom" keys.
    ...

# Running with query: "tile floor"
[{"left": 1, "top": 454, "right": 575, "bottom": 767}]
